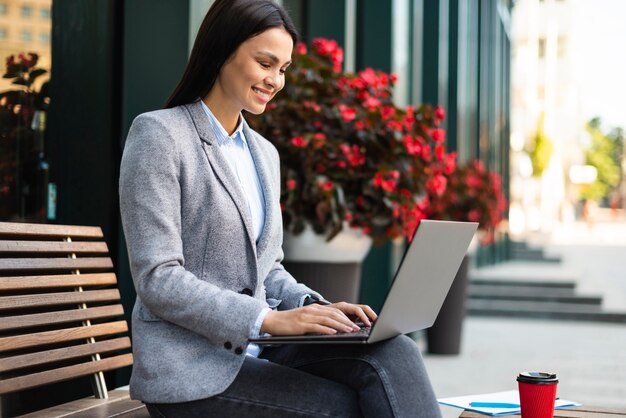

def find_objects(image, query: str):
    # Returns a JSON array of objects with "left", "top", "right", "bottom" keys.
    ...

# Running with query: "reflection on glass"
[{"left": 0, "top": 0, "right": 52, "bottom": 222}]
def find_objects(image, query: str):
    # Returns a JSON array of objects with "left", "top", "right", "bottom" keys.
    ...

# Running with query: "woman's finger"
[
  {"left": 332, "top": 302, "right": 374, "bottom": 326},
  {"left": 315, "top": 309, "right": 359, "bottom": 332}
]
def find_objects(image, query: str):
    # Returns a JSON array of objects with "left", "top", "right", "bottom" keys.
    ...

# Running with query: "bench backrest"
[{"left": 0, "top": 221, "right": 132, "bottom": 398}]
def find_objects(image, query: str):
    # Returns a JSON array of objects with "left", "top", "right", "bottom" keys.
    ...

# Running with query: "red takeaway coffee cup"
[{"left": 517, "top": 371, "right": 558, "bottom": 418}]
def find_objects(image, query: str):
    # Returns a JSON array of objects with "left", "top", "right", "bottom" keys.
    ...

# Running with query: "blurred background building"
[{"left": 510, "top": 0, "right": 625, "bottom": 237}]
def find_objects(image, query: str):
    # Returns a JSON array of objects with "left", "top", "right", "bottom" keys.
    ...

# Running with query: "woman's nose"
[{"left": 265, "top": 73, "right": 282, "bottom": 90}]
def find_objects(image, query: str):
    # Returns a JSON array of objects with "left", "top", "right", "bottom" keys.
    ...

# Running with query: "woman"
[{"left": 119, "top": 0, "right": 442, "bottom": 416}]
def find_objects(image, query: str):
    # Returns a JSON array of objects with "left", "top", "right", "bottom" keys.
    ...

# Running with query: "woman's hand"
[
  {"left": 328, "top": 301, "right": 378, "bottom": 327},
  {"left": 260, "top": 302, "right": 377, "bottom": 336}
]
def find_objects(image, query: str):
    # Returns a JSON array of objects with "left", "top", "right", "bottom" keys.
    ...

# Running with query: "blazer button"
[
  {"left": 224, "top": 341, "right": 232, "bottom": 350},
  {"left": 240, "top": 288, "right": 253, "bottom": 296},
  {"left": 234, "top": 347, "right": 244, "bottom": 355}
]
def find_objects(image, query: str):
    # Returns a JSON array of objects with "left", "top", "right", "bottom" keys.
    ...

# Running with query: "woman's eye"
[
  {"left": 279, "top": 68, "right": 287, "bottom": 74},
  {"left": 259, "top": 62, "right": 270, "bottom": 69}
]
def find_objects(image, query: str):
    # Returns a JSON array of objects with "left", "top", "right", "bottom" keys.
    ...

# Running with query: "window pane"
[
  {"left": 0, "top": 0, "right": 52, "bottom": 221},
  {"left": 20, "top": 29, "right": 32, "bottom": 41}
]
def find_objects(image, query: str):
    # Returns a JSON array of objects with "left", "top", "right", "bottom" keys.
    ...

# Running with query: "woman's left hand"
[{"left": 328, "top": 302, "right": 378, "bottom": 327}]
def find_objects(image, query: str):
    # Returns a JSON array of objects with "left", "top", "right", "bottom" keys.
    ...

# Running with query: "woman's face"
[{"left": 215, "top": 26, "right": 293, "bottom": 115}]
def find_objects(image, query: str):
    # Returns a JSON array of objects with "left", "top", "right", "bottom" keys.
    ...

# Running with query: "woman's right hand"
[{"left": 261, "top": 304, "right": 362, "bottom": 336}]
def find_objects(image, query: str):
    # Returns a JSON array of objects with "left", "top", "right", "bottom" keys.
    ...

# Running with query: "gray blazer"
[{"left": 119, "top": 100, "right": 321, "bottom": 403}]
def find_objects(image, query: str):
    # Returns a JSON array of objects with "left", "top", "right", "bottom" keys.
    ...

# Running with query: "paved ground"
[{"left": 418, "top": 218, "right": 626, "bottom": 417}]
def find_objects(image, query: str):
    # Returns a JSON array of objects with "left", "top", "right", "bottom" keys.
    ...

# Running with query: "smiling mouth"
[{"left": 252, "top": 87, "right": 272, "bottom": 100}]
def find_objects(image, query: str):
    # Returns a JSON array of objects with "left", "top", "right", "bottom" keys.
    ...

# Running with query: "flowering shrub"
[
  {"left": 427, "top": 160, "right": 507, "bottom": 244},
  {"left": 248, "top": 38, "right": 455, "bottom": 244}
]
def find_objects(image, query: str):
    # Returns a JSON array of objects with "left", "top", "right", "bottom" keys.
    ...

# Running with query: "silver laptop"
[{"left": 250, "top": 219, "right": 478, "bottom": 345}]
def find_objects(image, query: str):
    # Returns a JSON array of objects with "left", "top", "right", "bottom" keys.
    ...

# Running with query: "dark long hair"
[{"left": 164, "top": 0, "right": 298, "bottom": 109}]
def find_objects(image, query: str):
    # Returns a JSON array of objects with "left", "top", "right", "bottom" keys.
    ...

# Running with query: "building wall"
[{"left": 510, "top": 0, "right": 586, "bottom": 234}]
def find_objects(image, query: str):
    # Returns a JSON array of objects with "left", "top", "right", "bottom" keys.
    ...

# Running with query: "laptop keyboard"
[{"left": 336, "top": 325, "right": 371, "bottom": 336}]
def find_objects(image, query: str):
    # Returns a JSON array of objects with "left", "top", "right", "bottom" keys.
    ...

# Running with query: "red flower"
[
  {"left": 312, "top": 38, "right": 344, "bottom": 72},
  {"left": 403, "top": 135, "right": 421, "bottom": 156},
  {"left": 386, "top": 120, "right": 403, "bottom": 132},
  {"left": 291, "top": 136, "right": 309, "bottom": 147},
  {"left": 435, "top": 144, "right": 445, "bottom": 161},
  {"left": 319, "top": 180, "right": 334, "bottom": 192},
  {"left": 444, "top": 152, "right": 457, "bottom": 174},
  {"left": 426, "top": 174, "right": 447, "bottom": 196},
  {"left": 339, "top": 105, "right": 357, "bottom": 122},
  {"left": 435, "top": 105, "right": 445, "bottom": 120},
  {"left": 340, "top": 144, "right": 366, "bottom": 167},
  {"left": 296, "top": 42, "right": 307, "bottom": 55},
  {"left": 362, "top": 95, "right": 381, "bottom": 109},
  {"left": 381, "top": 106, "right": 395, "bottom": 121},
  {"left": 359, "top": 68, "right": 378, "bottom": 87},
  {"left": 286, "top": 179, "right": 297, "bottom": 190},
  {"left": 431, "top": 129, "right": 446, "bottom": 143},
  {"left": 374, "top": 171, "right": 399, "bottom": 193},
  {"left": 421, "top": 144, "right": 432, "bottom": 161}
]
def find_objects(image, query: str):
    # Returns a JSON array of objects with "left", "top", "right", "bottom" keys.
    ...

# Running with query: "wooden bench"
[
  {"left": 460, "top": 405, "right": 626, "bottom": 417},
  {"left": 0, "top": 221, "right": 149, "bottom": 417}
]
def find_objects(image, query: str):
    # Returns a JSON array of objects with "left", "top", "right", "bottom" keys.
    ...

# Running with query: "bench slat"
[
  {"left": 1, "top": 304, "right": 125, "bottom": 331},
  {"left": 0, "top": 353, "right": 133, "bottom": 394},
  {"left": 0, "top": 337, "right": 131, "bottom": 373},
  {"left": 0, "top": 273, "right": 118, "bottom": 291},
  {"left": 0, "top": 257, "right": 113, "bottom": 273},
  {"left": 0, "top": 320, "right": 128, "bottom": 353},
  {"left": 0, "top": 241, "right": 109, "bottom": 254},
  {"left": 0, "top": 289, "right": 121, "bottom": 310},
  {"left": 16, "top": 389, "right": 139, "bottom": 418},
  {"left": 0, "top": 222, "right": 103, "bottom": 239},
  {"left": 64, "top": 398, "right": 148, "bottom": 418}
]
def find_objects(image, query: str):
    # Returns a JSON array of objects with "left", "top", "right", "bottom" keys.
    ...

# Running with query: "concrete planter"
[
  {"left": 426, "top": 255, "right": 470, "bottom": 355},
  {"left": 282, "top": 226, "right": 372, "bottom": 303}
]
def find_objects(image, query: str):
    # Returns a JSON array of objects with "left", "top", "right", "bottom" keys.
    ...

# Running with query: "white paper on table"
[{"left": 438, "top": 390, "right": 581, "bottom": 416}]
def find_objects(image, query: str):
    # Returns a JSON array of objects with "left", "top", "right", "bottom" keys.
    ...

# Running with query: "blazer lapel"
[
  {"left": 184, "top": 101, "right": 256, "bottom": 247},
  {"left": 242, "top": 120, "right": 276, "bottom": 256}
]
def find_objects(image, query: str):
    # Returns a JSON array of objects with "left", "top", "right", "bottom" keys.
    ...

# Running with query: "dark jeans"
[{"left": 145, "top": 335, "right": 442, "bottom": 418}]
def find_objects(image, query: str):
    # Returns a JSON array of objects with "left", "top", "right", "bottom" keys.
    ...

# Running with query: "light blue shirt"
[{"left": 201, "top": 101, "right": 269, "bottom": 358}]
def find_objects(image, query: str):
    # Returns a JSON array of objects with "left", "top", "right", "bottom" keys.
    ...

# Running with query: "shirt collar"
[{"left": 200, "top": 100, "right": 245, "bottom": 145}]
